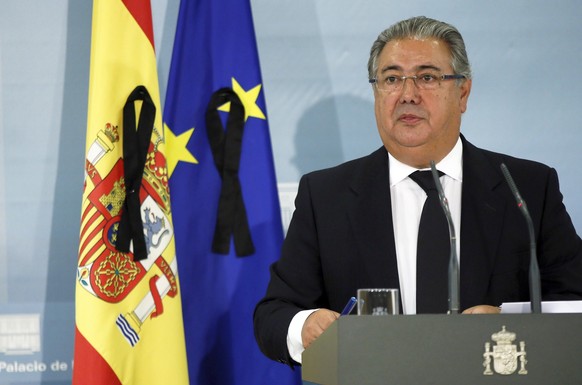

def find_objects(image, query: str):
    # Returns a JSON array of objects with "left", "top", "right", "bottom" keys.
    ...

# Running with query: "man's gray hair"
[{"left": 368, "top": 16, "right": 472, "bottom": 81}]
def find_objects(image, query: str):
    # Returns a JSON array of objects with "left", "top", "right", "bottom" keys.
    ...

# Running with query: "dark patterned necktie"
[{"left": 409, "top": 170, "right": 449, "bottom": 313}]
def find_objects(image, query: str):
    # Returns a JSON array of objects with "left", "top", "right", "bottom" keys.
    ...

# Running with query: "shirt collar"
[{"left": 388, "top": 136, "right": 463, "bottom": 187}]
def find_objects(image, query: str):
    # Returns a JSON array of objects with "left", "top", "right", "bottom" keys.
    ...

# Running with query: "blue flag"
[{"left": 163, "top": 1, "right": 301, "bottom": 384}]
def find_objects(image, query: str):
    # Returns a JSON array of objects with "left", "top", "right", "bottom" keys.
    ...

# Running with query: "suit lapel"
[
  {"left": 347, "top": 148, "right": 401, "bottom": 294},
  {"left": 460, "top": 137, "right": 507, "bottom": 308}
]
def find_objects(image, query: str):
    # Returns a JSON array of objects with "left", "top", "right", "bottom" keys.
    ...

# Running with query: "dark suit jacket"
[{"left": 253, "top": 136, "right": 582, "bottom": 365}]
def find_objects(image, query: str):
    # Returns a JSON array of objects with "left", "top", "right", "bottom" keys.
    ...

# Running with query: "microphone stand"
[
  {"left": 500, "top": 163, "right": 542, "bottom": 314},
  {"left": 430, "top": 161, "right": 460, "bottom": 314}
]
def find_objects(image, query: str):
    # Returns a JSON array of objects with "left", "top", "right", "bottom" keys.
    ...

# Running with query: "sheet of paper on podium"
[{"left": 501, "top": 300, "right": 582, "bottom": 313}]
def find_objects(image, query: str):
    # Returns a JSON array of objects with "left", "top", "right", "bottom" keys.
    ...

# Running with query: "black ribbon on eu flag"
[{"left": 206, "top": 87, "right": 255, "bottom": 257}]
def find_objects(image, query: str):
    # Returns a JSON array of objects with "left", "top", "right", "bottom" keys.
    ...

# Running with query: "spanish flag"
[{"left": 73, "top": 1, "right": 188, "bottom": 384}]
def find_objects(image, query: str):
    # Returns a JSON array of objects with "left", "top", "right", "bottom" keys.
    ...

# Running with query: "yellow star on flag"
[
  {"left": 164, "top": 123, "right": 198, "bottom": 178},
  {"left": 217, "top": 77, "right": 266, "bottom": 121}
]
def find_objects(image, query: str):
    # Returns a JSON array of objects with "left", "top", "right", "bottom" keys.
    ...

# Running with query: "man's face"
[{"left": 373, "top": 37, "right": 471, "bottom": 168}]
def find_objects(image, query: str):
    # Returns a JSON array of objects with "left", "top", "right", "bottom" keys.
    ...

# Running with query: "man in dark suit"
[{"left": 253, "top": 16, "right": 582, "bottom": 366}]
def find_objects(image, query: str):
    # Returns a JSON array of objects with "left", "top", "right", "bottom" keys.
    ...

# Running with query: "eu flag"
[{"left": 163, "top": 1, "right": 301, "bottom": 384}]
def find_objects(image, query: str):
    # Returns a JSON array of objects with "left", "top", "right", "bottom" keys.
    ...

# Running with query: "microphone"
[
  {"left": 500, "top": 163, "right": 542, "bottom": 314},
  {"left": 429, "top": 161, "right": 460, "bottom": 314}
]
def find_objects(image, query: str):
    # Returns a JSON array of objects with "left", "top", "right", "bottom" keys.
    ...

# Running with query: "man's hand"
[
  {"left": 462, "top": 305, "right": 501, "bottom": 314},
  {"left": 301, "top": 309, "right": 340, "bottom": 349}
]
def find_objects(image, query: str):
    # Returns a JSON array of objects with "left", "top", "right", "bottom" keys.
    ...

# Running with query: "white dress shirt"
[
  {"left": 287, "top": 137, "right": 464, "bottom": 363},
  {"left": 389, "top": 138, "right": 463, "bottom": 314}
]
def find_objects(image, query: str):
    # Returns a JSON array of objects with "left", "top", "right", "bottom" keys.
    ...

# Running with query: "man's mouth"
[{"left": 398, "top": 114, "right": 423, "bottom": 124}]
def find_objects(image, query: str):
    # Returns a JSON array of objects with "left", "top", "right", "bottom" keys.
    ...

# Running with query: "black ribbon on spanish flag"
[
  {"left": 116, "top": 85, "right": 155, "bottom": 261},
  {"left": 206, "top": 88, "right": 255, "bottom": 257}
]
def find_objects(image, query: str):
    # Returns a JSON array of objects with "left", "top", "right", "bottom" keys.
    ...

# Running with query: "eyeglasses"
[{"left": 369, "top": 72, "right": 466, "bottom": 93}]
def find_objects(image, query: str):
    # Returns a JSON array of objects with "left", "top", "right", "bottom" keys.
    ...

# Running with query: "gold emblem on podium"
[{"left": 483, "top": 325, "right": 527, "bottom": 376}]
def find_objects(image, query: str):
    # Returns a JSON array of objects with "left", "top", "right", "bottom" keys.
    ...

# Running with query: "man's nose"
[{"left": 399, "top": 77, "right": 420, "bottom": 103}]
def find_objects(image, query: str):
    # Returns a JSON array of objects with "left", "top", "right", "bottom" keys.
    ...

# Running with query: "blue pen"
[{"left": 340, "top": 296, "right": 357, "bottom": 316}]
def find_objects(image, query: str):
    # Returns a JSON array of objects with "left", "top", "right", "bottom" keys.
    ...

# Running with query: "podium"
[{"left": 302, "top": 314, "right": 582, "bottom": 385}]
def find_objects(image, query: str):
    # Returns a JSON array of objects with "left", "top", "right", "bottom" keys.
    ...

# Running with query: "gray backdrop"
[{"left": 0, "top": 0, "right": 581, "bottom": 383}]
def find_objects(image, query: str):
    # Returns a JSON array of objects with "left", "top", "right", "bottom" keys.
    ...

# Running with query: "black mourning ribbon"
[
  {"left": 116, "top": 85, "right": 155, "bottom": 261},
  {"left": 205, "top": 88, "right": 255, "bottom": 257}
]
